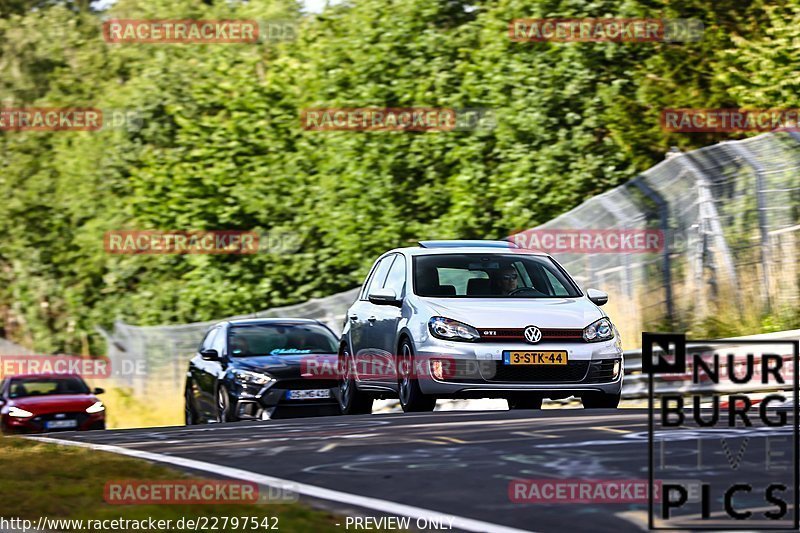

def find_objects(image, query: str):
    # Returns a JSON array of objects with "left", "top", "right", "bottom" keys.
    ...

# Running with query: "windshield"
[
  {"left": 228, "top": 324, "right": 338, "bottom": 357},
  {"left": 413, "top": 253, "right": 581, "bottom": 298},
  {"left": 8, "top": 377, "right": 90, "bottom": 398}
]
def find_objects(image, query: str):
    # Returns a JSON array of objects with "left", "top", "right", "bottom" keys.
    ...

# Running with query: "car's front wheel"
[
  {"left": 338, "top": 346, "right": 373, "bottom": 415},
  {"left": 185, "top": 383, "right": 199, "bottom": 425},
  {"left": 216, "top": 386, "right": 238, "bottom": 422},
  {"left": 582, "top": 392, "right": 621, "bottom": 409},
  {"left": 398, "top": 339, "right": 436, "bottom": 412}
]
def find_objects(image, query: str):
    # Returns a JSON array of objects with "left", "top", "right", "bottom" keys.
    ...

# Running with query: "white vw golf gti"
[{"left": 338, "top": 240, "right": 623, "bottom": 413}]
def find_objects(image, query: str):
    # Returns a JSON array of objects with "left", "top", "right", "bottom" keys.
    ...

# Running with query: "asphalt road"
[{"left": 31, "top": 408, "right": 798, "bottom": 532}]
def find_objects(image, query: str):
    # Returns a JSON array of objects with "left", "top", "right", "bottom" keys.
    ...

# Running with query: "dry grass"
[
  {"left": 0, "top": 437, "right": 351, "bottom": 532},
  {"left": 99, "top": 381, "right": 184, "bottom": 429}
]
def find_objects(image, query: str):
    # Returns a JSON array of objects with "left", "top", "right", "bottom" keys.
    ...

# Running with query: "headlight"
[
  {"left": 232, "top": 369, "right": 275, "bottom": 386},
  {"left": 428, "top": 317, "right": 480, "bottom": 342},
  {"left": 583, "top": 318, "right": 614, "bottom": 343},
  {"left": 86, "top": 401, "right": 105, "bottom": 414},
  {"left": 8, "top": 407, "right": 33, "bottom": 418}
]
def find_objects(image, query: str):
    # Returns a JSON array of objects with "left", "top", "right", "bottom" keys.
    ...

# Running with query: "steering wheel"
[{"left": 507, "top": 287, "right": 545, "bottom": 296}]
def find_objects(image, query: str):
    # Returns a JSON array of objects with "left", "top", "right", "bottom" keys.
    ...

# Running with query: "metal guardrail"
[{"left": 621, "top": 329, "right": 800, "bottom": 398}]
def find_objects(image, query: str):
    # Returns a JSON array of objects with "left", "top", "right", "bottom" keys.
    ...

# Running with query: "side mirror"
[
  {"left": 368, "top": 287, "right": 402, "bottom": 307},
  {"left": 587, "top": 288, "right": 609, "bottom": 306},
  {"left": 200, "top": 349, "right": 220, "bottom": 361},
  {"left": 93, "top": 387, "right": 105, "bottom": 395}
]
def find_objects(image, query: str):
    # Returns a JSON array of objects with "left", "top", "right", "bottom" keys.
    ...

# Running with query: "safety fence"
[
  {"left": 95, "top": 131, "right": 800, "bottom": 399},
  {"left": 537, "top": 131, "right": 800, "bottom": 349},
  {"left": 621, "top": 329, "right": 800, "bottom": 399},
  {"left": 96, "top": 289, "right": 359, "bottom": 395},
  {"left": 0, "top": 336, "right": 29, "bottom": 356}
]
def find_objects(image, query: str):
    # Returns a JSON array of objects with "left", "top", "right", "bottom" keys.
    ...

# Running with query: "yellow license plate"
[{"left": 504, "top": 351, "right": 568, "bottom": 365}]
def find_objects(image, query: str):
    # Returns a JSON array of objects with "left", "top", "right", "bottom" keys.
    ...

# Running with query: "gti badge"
[{"left": 524, "top": 326, "right": 542, "bottom": 344}]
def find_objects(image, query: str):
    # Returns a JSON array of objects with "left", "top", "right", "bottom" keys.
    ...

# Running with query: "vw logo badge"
[{"left": 524, "top": 326, "right": 542, "bottom": 344}]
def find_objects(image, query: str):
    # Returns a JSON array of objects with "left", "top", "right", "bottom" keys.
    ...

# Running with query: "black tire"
[
  {"left": 398, "top": 339, "right": 436, "bottom": 413},
  {"left": 338, "top": 345, "right": 373, "bottom": 415},
  {"left": 185, "top": 383, "right": 199, "bottom": 425},
  {"left": 216, "top": 385, "right": 238, "bottom": 422},
  {"left": 582, "top": 392, "right": 621, "bottom": 409},
  {"left": 507, "top": 396, "right": 543, "bottom": 410}
]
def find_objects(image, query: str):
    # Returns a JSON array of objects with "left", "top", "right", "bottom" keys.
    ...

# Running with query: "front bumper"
[
  {"left": 229, "top": 379, "right": 340, "bottom": 420},
  {"left": 1, "top": 412, "right": 105, "bottom": 434},
  {"left": 415, "top": 338, "right": 623, "bottom": 397}
]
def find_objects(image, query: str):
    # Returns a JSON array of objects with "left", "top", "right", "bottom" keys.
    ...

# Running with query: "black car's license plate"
[{"left": 285, "top": 389, "right": 330, "bottom": 400}]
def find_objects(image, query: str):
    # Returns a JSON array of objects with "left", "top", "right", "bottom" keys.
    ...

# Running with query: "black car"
[{"left": 185, "top": 318, "right": 341, "bottom": 423}]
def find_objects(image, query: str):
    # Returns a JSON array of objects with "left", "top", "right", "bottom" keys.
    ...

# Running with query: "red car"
[{"left": 0, "top": 374, "right": 106, "bottom": 434}]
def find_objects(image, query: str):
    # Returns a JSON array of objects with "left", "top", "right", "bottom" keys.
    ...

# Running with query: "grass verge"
[{"left": 0, "top": 437, "right": 345, "bottom": 532}]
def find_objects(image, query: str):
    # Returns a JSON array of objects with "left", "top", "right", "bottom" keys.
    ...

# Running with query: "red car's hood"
[{"left": 9, "top": 394, "right": 98, "bottom": 414}]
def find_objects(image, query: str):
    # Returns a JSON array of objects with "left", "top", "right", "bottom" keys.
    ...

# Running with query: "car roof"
[
  {"left": 387, "top": 241, "right": 550, "bottom": 257},
  {"left": 6, "top": 373, "right": 85, "bottom": 379}
]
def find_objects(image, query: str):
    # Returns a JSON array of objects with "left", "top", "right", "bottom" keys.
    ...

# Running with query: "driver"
[{"left": 496, "top": 267, "right": 519, "bottom": 295}]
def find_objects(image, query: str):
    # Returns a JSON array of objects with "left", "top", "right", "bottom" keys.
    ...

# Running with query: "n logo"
[{"left": 642, "top": 332, "right": 686, "bottom": 374}]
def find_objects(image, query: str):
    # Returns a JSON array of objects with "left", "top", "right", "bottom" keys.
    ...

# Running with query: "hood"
[
  {"left": 420, "top": 297, "right": 604, "bottom": 329},
  {"left": 9, "top": 394, "right": 98, "bottom": 415},
  {"left": 231, "top": 353, "right": 337, "bottom": 379}
]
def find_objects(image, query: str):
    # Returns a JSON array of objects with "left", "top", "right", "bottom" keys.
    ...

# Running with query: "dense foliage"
[{"left": 0, "top": 0, "right": 795, "bottom": 353}]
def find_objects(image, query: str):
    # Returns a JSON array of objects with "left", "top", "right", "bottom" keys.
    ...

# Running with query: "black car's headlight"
[
  {"left": 231, "top": 369, "right": 275, "bottom": 387},
  {"left": 428, "top": 317, "right": 480, "bottom": 342},
  {"left": 583, "top": 318, "right": 614, "bottom": 343}
]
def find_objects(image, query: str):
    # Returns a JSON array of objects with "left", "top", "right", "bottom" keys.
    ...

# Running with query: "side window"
[
  {"left": 212, "top": 326, "right": 227, "bottom": 355},
  {"left": 362, "top": 255, "right": 394, "bottom": 299},
  {"left": 200, "top": 328, "right": 217, "bottom": 351},
  {"left": 383, "top": 255, "right": 407, "bottom": 296},
  {"left": 360, "top": 260, "right": 381, "bottom": 300}
]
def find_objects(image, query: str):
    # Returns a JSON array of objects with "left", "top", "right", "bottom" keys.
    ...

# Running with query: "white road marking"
[
  {"left": 26, "top": 435, "right": 535, "bottom": 533},
  {"left": 318, "top": 442, "right": 338, "bottom": 452},
  {"left": 590, "top": 426, "right": 631, "bottom": 434}
]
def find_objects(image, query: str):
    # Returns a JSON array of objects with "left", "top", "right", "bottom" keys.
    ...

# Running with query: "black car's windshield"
[
  {"left": 8, "top": 376, "right": 90, "bottom": 398},
  {"left": 413, "top": 253, "right": 581, "bottom": 298},
  {"left": 228, "top": 324, "right": 338, "bottom": 357}
]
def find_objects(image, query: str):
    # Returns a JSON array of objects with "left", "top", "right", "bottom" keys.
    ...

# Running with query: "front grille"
[
  {"left": 31, "top": 412, "right": 89, "bottom": 431},
  {"left": 488, "top": 361, "right": 590, "bottom": 382},
  {"left": 442, "top": 358, "right": 620, "bottom": 384},
  {"left": 477, "top": 328, "right": 584, "bottom": 342},
  {"left": 275, "top": 379, "right": 338, "bottom": 390}
]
